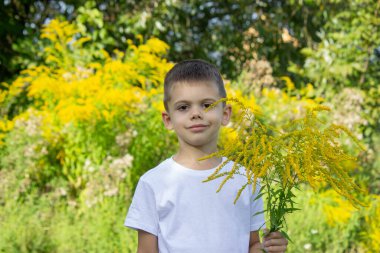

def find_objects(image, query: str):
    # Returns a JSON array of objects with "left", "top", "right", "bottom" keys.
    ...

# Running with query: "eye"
[
  {"left": 177, "top": 104, "right": 189, "bottom": 111},
  {"left": 203, "top": 102, "right": 213, "bottom": 109}
]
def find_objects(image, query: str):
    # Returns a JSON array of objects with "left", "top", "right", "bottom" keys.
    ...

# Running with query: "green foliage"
[
  {"left": 203, "top": 99, "right": 365, "bottom": 242},
  {"left": 0, "top": 194, "right": 137, "bottom": 253},
  {"left": 128, "top": 104, "right": 177, "bottom": 191},
  {"left": 0, "top": 17, "right": 174, "bottom": 251},
  {"left": 0, "top": 0, "right": 88, "bottom": 80},
  {"left": 0, "top": 2, "right": 378, "bottom": 252},
  {"left": 0, "top": 18, "right": 173, "bottom": 200},
  {"left": 285, "top": 187, "right": 364, "bottom": 252},
  {"left": 0, "top": 0, "right": 336, "bottom": 81},
  {"left": 292, "top": 0, "right": 380, "bottom": 89},
  {"left": 289, "top": 0, "right": 380, "bottom": 194}
]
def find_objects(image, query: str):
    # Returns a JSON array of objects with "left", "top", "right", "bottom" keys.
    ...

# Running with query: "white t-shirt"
[{"left": 124, "top": 157, "right": 265, "bottom": 253}]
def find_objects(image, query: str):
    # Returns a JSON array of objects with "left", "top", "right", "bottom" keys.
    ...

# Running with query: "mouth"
[{"left": 188, "top": 124, "right": 209, "bottom": 132}]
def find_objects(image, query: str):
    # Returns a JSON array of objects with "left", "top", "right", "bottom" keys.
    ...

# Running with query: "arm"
[
  {"left": 249, "top": 231, "right": 262, "bottom": 253},
  {"left": 137, "top": 230, "right": 158, "bottom": 253},
  {"left": 249, "top": 230, "right": 288, "bottom": 253}
]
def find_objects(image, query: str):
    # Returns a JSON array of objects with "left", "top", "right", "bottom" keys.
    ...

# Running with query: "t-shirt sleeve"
[
  {"left": 124, "top": 177, "right": 159, "bottom": 236},
  {"left": 249, "top": 182, "right": 266, "bottom": 231}
]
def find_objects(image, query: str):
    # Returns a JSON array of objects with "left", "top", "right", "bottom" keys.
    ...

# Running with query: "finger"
[
  {"left": 264, "top": 238, "right": 288, "bottom": 247},
  {"left": 263, "top": 245, "right": 287, "bottom": 253},
  {"left": 264, "top": 231, "right": 284, "bottom": 239}
]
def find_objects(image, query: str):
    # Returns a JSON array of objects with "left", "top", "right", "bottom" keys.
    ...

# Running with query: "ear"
[
  {"left": 221, "top": 104, "right": 232, "bottom": 126},
  {"left": 162, "top": 111, "right": 173, "bottom": 130}
]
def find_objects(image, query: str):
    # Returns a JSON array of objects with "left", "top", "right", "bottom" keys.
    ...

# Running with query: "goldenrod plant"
[
  {"left": 201, "top": 98, "right": 366, "bottom": 240},
  {"left": 0, "top": 19, "right": 173, "bottom": 199}
]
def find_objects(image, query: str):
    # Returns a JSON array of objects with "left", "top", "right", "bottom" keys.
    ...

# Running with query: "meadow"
[{"left": 1, "top": 2, "right": 379, "bottom": 252}]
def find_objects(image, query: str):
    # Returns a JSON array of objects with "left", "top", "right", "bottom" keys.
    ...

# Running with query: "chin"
[
  {"left": 180, "top": 137, "right": 204, "bottom": 146},
  {"left": 187, "top": 138, "right": 214, "bottom": 148}
]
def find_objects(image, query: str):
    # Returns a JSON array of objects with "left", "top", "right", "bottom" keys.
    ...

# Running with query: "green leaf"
[
  {"left": 254, "top": 191, "right": 266, "bottom": 201},
  {"left": 280, "top": 230, "right": 293, "bottom": 243},
  {"left": 252, "top": 210, "right": 266, "bottom": 217},
  {"left": 284, "top": 207, "right": 301, "bottom": 213}
]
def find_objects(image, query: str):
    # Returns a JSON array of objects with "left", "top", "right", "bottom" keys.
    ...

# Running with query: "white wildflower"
[
  {"left": 83, "top": 159, "right": 95, "bottom": 172},
  {"left": 109, "top": 154, "right": 133, "bottom": 170},
  {"left": 304, "top": 243, "right": 312, "bottom": 250},
  {"left": 104, "top": 187, "right": 118, "bottom": 197},
  {"left": 59, "top": 187, "right": 67, "bottom": 196}
]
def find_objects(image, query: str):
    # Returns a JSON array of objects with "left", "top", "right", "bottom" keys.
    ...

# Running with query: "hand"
[{"left": 262, "top": 229, "right": 288, "bottom": 253}]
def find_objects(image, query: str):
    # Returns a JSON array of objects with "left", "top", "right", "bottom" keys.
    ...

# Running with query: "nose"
[{"left": 190, "top": 106, "right": 203, "bottom": 120}]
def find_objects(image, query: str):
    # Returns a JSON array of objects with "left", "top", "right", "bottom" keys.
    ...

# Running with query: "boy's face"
[{"left": 162, "top": 81, "right": 231, "bottom": 151}]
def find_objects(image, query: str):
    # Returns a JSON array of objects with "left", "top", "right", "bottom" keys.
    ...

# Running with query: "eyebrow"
[{"left": 173, "top": 98, "right": 217, "bottom": 106}]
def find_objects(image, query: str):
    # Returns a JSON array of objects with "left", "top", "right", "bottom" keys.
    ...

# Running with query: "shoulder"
[
  {"left": 138, "top": 158, "right": 174, "bottom": 185},
  {"left": 222, "top": 159, "right": 247, "bottom": 179},
  {"left": 220, "top": 159, "right": 262, "bottom": 191}
]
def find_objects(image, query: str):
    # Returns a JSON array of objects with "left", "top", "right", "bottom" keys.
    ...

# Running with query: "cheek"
[
  {"left": 171, "top": 113, "right": 186, "bottom": 125},
  {"left": 208, "top": 110, "right": 224, "bottom": 123}
]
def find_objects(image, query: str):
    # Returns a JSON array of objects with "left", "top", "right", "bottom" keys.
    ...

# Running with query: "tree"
[{"left": 1, "top": 0, "right": 338, "bottom": 81}]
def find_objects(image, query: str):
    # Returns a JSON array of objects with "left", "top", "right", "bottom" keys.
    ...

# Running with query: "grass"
[{"left": 0, "top": 194, "right": 137, "bottom": 253}]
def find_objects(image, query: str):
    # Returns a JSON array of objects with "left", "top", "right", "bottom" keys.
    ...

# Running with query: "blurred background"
[{"left": 0, "top": 0, "right": 379, "bottom": 252}]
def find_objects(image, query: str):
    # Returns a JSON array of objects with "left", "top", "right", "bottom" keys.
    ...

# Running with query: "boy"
[{"left": 125, "top": 59, "right": 288, "bottom": 253}]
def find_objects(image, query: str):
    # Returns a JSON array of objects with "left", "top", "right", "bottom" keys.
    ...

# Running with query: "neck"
[{"left": 174, "top": 142, "right": 221, "bottom": 170}]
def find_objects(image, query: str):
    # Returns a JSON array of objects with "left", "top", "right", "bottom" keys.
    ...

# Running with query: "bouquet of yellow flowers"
[{"left": 201, "top": 98, "right": 366, "bottom": 240}]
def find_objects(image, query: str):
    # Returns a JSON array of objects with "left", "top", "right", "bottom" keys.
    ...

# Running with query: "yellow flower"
[
  {"left": 322, "top": 190, "right": 355, "bottom": 226},
  {"left": 201, "top": 97, "right": 365, "bottom": 235},
  {"left": 281, "top": 76, "right": 295, "bottom": 91},
  {"left": 4, "top": 19, "right": 173, "bottom": 131},
  {"left": 360, "top": 196, "right": 380, "bottom": 252}
]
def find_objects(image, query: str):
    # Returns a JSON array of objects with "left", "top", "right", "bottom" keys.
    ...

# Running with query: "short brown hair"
[{"left": 163, "top": 59, "right": 226, "bottom": 111}]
